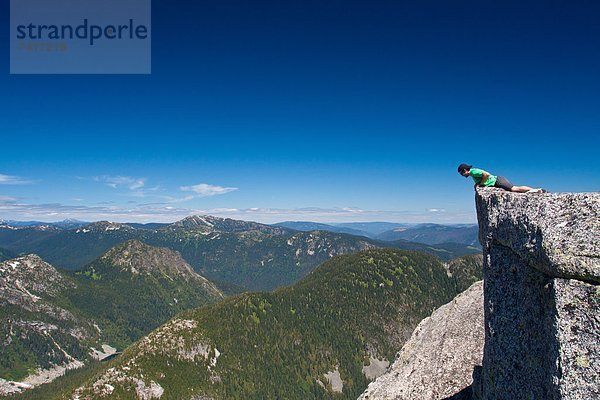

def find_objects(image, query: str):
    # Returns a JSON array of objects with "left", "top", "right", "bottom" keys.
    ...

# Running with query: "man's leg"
[{"left": 511, "top": 185, "right": 537, "bottom": 193}]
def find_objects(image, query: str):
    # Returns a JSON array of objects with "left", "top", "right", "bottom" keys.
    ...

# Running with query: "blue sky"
[{"left": 1, "top": 1, "right": 599, "bottom": 223}]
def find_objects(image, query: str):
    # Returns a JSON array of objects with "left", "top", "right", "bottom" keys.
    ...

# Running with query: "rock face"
[
  {"left": 100, "top": 239, "right": 212, "bottom": 282},
  {"left": 165, "top": 215, "right": 290, "bottom": 234},
  {"left": 95, "top": 239, "right": 224, "bottom": 302},
  {"left": 0, "top": 254, "right": 74, "bottom": 306},
  {"left": 0, "top": 255, "right": 100, "bottom": 395},
  {"left": 358, "top": 281, "right": 484, "bottom": 400},
  {"left": 474, "top": 188, "right": 599, "bottom": 400}
]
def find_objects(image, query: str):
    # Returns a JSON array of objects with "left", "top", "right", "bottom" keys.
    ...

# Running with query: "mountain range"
[
  {"left": 0, "top": 248, "right": 16, "bottom": 262},
  {"left": 0, "top": 241, "right": 223, "bottom": 394},
  {"left": 1, "top": 219, "right": 479, "bottom": 246},
  {"left": 60, "top": 249, "right": 483, "bottom": 400},
  {"left": 0, "top": 215, "right": 483, "bottom": 398},
  {"left": 274, "top": 221, "right": 480, "bottom": 247},
  {"left": 374, "top": 223, "right": 480, "bottom": 246},
  {"left": 0, "top": 216, "right": 480, "bottom": 291}
]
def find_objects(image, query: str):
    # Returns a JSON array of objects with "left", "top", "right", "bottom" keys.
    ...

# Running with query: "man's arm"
[{"left": 479, "top": 171, "right": 490, "bottom": 186}]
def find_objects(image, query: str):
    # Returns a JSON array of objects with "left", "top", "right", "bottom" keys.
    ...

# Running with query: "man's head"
[{"left": 457, "top": 163, "right": 472, "bottom": 177}]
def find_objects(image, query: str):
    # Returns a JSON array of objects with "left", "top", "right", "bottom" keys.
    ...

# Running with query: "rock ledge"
[{"left": 474, "top": 188, "right": 599, "bottom": 400}]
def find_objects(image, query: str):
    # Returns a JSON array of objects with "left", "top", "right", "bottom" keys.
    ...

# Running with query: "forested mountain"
[
  {"left": 0, "top": 248, "right": 16, "bottom": 262},
  {"left": 65, "top": 248, "right": 483, "bottom": 400},
  {"left": 444, "top": 253, "right": 484, "bottom": 293},
  {"left": 375, "top": 223, "right": 480, "bottom": 247},
  {"left": 0, "top": 216, "right": 480, "bottom": 292},
  {"left": 0, "top": 255, "right": 100, "bottom": 384},
  {"left": 273, "top": 221, "right": 370, "bottom": 237},
  {"left": 330, "top": 222, "right": 411, "bottom": 236},
  {"left": 0, "top": 242, "right": 223, "bottom": 395},
  {"left": 69, "top": 240, "right": 223, "bottom": 348}
]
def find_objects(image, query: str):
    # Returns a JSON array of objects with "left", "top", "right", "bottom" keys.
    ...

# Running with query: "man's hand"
[{"left": 474, "top": 183, "right": 478, "bottom": 190}]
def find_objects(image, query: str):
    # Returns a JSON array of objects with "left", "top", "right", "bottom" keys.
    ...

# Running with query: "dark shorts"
[{"left": 494, "top": 176, "right": 514, "bottom": 191}]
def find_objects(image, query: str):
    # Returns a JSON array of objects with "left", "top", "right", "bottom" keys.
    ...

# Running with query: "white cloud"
[
  {"left": 0, "top": 174, "right": 32, "bottom": 185},
  {"left": 187, "top": 207, "right": 475, "bottom": 224},
  {"left": 0, "top": 199, "right": 476, "bottom": 224},
  {"left": 341, "top": 207, "right": 366, "bottom": 213},
  {"left": 94, "top": 175, "right": 146, "bottom": 190},
  {"left": 0, "top": 195, "right": 18, "bottom": 202},
  {"left": 180, "top": 183, "right": 238, "bottom": 198},
  {"left": 210, "top": 207, "right": 240, "bottom": 213},
  {"left": 173, "top": 195, "right": 196, "bottom": 203},
  {"left": 427, "top": 208, "right": 446, "bottom": 213}
]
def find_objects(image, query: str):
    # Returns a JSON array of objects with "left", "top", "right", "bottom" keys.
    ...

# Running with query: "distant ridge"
[
  {"left": 0, "top": 219, "right": 87, "bottom": 229},
  {"left": 0, "top": 215, "right": 481, "bottom": 291},
  {"left": 76, "top": 221, "right": 136, "bottom": 233},
  {"left": 273, "top": 221, "right": 370, "bottom": 237},
  {"left": 165, "top": 215, "right": 289, "bottom": 234},
  {"left": 375, "top": 223, "right": 479, "bottom": 246}
]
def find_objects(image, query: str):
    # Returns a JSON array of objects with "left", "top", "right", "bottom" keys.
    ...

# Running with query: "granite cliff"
[
  {"left": 474, "top": 188, "right": 599, "bottom": 400},
  {"left": 358, "top": 188, "right": 598, "bottom": 400}
]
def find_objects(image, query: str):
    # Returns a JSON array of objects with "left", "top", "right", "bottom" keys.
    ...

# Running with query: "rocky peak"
[
  {"left": 32, "top": 225, "right": 59, "bottom": 231},
  {"left": 98, "top": 240, "right": 201, "bottom": 280},
  {"left": 76, "top": 221, "right": 135, "bottom": 234},
  {"left": 166, "top": 215, "right": 288, "bottom": 235},
  {"left": 167, "top": 215, "right": 220, "bottom": 232},
  {"left": 0, "top": 254, "right": 73, "bottom": 298},
  {"left": 0, "top": 223, "right": 29, "bottom": 231}
]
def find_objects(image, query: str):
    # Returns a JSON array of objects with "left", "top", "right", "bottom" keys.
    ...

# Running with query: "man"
[{"left": 457, "top": 163, "right": 545, "bottom": 193}]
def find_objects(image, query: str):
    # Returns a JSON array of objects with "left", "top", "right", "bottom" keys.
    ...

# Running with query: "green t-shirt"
[{"left": 470, "top": 168, "right": 497, "bottom": 187}]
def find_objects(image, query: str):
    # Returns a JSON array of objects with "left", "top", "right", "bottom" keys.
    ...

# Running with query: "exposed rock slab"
[
  {"left": 362, "top": 356, "right": 390, "bottom": 381},
  {"left": 323, "top": 367, "right": 344, "bottom": 393},
  {"left": 359, "top": 281, "right": 484, "bottom": 400},
  {"left": 475, "top": 189, "right": 599, "bottom": 283}
]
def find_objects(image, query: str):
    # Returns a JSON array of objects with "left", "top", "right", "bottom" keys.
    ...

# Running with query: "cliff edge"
[
  {"left": 474, "top": 188, "right": 599, "bottom": 400},
  {"left": 358, "top": 281, "right": 484, "bottom": 400}
]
